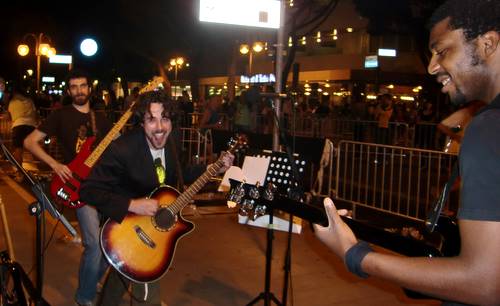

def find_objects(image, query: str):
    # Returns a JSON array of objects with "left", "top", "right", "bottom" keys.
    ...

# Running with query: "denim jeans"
[{"left": 75, "top": 205, "right": 108, "bottom": 304}]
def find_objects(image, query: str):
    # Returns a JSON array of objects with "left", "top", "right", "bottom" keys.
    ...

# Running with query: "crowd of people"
[{"left": 1, "top": 73, "right": 463, "bottom": 154}]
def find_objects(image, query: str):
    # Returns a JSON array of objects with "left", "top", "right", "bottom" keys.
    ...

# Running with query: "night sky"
[
  {"left": 1, "top": 0, "right": 274, "bottom": 83},
  {"left": 1, "top": 1, "right": 441, "bottom": 86}
]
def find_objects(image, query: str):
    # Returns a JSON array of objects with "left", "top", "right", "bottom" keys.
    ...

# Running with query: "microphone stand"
[
  {"left": 268, "top": 95, "right": 304, "bottom": 306},
  {"left": 0, "top": 137, "right": 76, "bottom": 305}
]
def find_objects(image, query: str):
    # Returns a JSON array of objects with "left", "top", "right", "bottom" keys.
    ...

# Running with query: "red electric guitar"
[
  {"left": 100, "top": 135, "right": 247, "bottom": 283},
  {"left": 50, "top": 77, "right": 164, "bottom": 208}
]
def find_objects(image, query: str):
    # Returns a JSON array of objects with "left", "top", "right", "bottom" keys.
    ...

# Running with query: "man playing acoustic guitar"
[
  {"left": 315, "top": 0, "right": 500, "bottom": 305},
  {"left": 80, "top": 90, "right": 234, "bottom": 305},
  {"left": 24, "top": 69, "right": 113, "bottom": 306}
]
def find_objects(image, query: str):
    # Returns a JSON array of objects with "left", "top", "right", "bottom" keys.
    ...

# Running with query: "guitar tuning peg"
[
  {"left": 263, "top": 183, "right": 276, "bottom": 201},
  {"left": 249, "top": 185, "right": 260, "bottom": 200},
  {"left": 239, "top": 207, "right": 248, "bottom": 217},
  {"left": 239, "top": 199, "right": 256, "bottom": 220},
  {"left": 228, "top": 181, "right": 246, "bottom": 204},
  {"left": 242, "top": 199, "right": 255, "bottom": 211},
  {"left": 255, "top": 205, "right": 267, "bottom": 218}
]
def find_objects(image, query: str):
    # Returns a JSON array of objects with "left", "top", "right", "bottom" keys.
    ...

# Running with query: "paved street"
[{"left": 0, "top": 172, "right": 440, "bottom": 306}]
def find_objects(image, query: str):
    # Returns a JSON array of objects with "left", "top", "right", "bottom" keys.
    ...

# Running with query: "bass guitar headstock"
[
  {"left": 139, "top": 76, "right": 165, "bottom": 94},
  {"left": 227, "top": 179, "right": 277, "bottom": 221}
]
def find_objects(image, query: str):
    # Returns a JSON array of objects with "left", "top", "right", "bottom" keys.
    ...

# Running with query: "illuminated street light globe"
[
  {"left": 39, "top": 43, "right": 51, "bottom": 56},
  {"left": 252, "top": 42, "right": 264, "bottom": 53},
  {"left": 239, "top": 44, "right": 250, "bottom": 55},
  {"left": 80, "top": 38, "right": 98, "bottom": 56},
  {"left": 17, "top": 44, "right": 30, "bottom": 56}
]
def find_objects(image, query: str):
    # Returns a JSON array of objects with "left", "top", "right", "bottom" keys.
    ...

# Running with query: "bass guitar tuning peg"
[{"left": 263, "top": 183, "right": 276, "bottom": 201}]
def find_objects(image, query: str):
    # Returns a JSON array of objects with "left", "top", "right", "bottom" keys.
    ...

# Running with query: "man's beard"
[
  {"left": 450, "top": 44, "right": 484, "bottom": 105},
  {"left": 450, "top": 88, "right": 468, "bottom": 106},
  {"left": 72, "top": 94, "right": 89, "bottom": 106}
]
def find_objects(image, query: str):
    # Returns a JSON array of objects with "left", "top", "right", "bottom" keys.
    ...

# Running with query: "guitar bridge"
[{"left": 133, "top": 225, "right": 156, "bottom": 249}]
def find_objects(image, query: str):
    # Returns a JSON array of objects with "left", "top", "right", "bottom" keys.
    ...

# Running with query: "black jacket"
[{"left": 80, "top": 127, "right": 204, "bottom": 223}]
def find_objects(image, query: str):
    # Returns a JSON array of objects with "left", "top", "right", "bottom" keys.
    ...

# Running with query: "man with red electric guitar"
[
  {"left": 24, "top": 69, "right": 113, "bottom": 306},
  {"left": 80, "top": 90, "right": 234, "bottom": 305}
]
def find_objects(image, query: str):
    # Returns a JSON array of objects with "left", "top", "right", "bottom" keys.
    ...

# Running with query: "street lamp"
[
  {"left": 169, "top": 57, "right": 185, "bottom": 97},
  {"left": 17, "top": 33, "right": 56, "bottom": 92},
  {"left": 239, "top": 41, "right": 264, "bottom": 76}
]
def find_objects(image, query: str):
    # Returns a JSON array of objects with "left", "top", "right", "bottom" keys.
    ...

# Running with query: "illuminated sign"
[
  {"left": 49, "top": 54, "right": 73, "bottom": 64},
  {"left": 364, "top": 55, "right": 378, "bottom": 68},
  {"left": 378, "top": 48, "right": 397, "bottom": 57},
  {"left": 42, "top": 76, "right": 55, "bottom": 83},
  {"left": 240, "top": 73, "right": 276, "bottom": 84},
  {"left": 200, "top": 0, "right": 280, "bottom": 29}
]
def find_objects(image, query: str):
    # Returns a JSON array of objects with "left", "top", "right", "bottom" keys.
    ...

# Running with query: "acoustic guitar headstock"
[{"left": 226, "top": 134, "right": 249, "bottom": 154}]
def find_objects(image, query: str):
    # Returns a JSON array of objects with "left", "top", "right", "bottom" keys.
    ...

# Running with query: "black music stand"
[
  {"left": 0, "top": 137, "right": 76, "bottom": 305},
  {"left": 243, "top": 151, "right": 306, "bottom": 306}
]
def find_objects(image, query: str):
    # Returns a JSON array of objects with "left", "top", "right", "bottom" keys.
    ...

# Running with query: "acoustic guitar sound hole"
[{"left": 154, "top": 207, "right": 176, "bottom": 231}]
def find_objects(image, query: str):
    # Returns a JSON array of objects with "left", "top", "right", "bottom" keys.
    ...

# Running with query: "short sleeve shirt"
[
  {"left": 38, "top": 105, "right": 112, "bottom": 164},
  {"left": 458, "top": 95, "right": 500, "bottom": 221}
]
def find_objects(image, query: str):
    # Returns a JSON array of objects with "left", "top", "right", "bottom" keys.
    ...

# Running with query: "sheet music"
[{"left": 218, "top": 155, "right": 270, "bottom": 191}]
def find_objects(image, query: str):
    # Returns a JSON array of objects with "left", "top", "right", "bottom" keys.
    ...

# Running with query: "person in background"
[
  {"left": 179, "top": 90, "right": 194, "bottom": 127},
  {"left": 24, "top": 69, "right": 113, "bottom": 306},
  {"left": 314, "top": 0, "right": 500, "bottom": 304},
  {"left": 375, "top": 94, "right": 393, "bottom": 145},
  {"left": 7, "top": 83, "right": 38, "bottom": 182},
  {"left": 198, "top": 94, "right": 223, "bottom": 132},
  {"left": 233, "top": 92, "right": 252, "bottom": 133},
  {"left": 124, "top": 86, "right": 140, "bottom": 110}
]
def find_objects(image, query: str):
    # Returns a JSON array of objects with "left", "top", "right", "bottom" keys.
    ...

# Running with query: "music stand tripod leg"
[
  {"left": 281, "top": 213, "right": 294, "bottom": 305},
  {"left": 0, "top": 194, "right": 15, "bottom": 261},
  {"left": 246, "top": 211, "right": 282, "bottom": 306}
]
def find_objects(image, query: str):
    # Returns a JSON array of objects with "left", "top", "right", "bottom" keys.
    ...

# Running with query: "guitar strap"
[
  {"left": 425, "top": 163, "right": 459, "bottom": 232},
  {"left": 426, "top": 96, "right": 500, "bottom": 232},
  {"left": 89, "top": 110, "right": 98, "bottom": 139}
]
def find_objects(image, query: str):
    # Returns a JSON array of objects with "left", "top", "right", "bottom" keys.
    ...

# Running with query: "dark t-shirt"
[
  {"left": 458, "top": 95, "right": 500, "bottom": 221},
  {"left": 440, "top": 96, "right": 500, "bottom": 306},
  {"left": 38, "top": 105, "right": 113, "bottom": 164}
]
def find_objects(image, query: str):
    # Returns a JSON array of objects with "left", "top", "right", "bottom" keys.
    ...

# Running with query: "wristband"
[{"left": 345, "top": 241, "right": 373, "bottom": 278}]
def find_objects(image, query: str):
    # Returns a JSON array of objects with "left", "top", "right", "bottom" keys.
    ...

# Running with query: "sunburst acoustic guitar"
[{"left": 100, "top": 135, "right": 247, "bottom": 283}]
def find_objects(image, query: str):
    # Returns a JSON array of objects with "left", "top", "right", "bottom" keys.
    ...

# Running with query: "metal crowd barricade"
[
  {"left": 179, "top": 127, "right": 212, "bottom": 166},
  {"left": 185, "top": 112, "right": 232, "bottom": 131},
  {"left": 287, "top": 114, "right": 315, "bottom": 137},
  {"left": 287, "top": 115, "right": 411, "bottom": 146},
  {"left": 330, "top": 141, "right": 458, "bottom": 222},
  {"left": 188, "top": 112, "right": 202, "bottom": 127}
]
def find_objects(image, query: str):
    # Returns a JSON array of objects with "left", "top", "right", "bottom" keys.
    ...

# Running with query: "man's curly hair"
[
  {"left": 132, "top": 90, "right": 176, "bottom": 126},
  {"left": 428, "top": 0, "right": 500, "bottom": 41}
]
